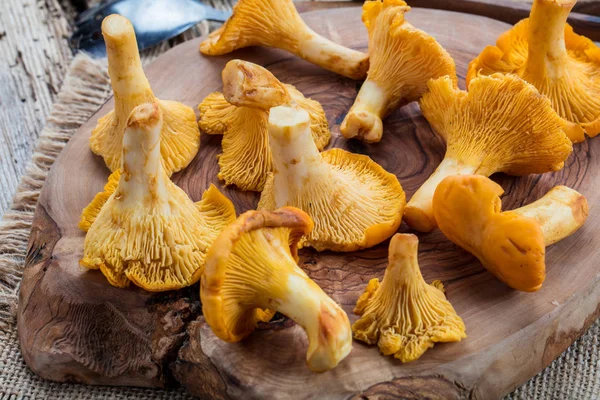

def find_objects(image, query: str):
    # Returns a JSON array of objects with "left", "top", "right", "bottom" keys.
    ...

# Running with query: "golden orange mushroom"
[
  {"left": 199, "top": 60, "right": 330, "bottom": 192},
  {"left": 199, "top": 0, "right": 369, "bottom": 79},
  {"left": 467, "top": 0, "right": 600, "bottom": 142},
  {"left": 404, "top": 73, "right": 573, "bottom": 232},
  {"left": 433, "top": 175, "right": 589, "bottom": 292},
  {"left": 340, "top": 0, "right": 456, "bottom": 143},
  {"left": 258, "top": 105, "right": 405, "bottom": 252},
  {"left": 201, "top": 207, "right": 353, "bottom": 372},
  {"left": 90, "top": 15, "right": 200, "bottom": 174},
  {"left": 353, "top": 233, "right": 466, "bottom": 362},
  {"left": 81, "top": 102, "right": 236, "bottom": 291}
]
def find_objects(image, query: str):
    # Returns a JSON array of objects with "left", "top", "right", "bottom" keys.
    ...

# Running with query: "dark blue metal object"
[{"left": 70, "top": 0, "right": 231, "bottom": 57}]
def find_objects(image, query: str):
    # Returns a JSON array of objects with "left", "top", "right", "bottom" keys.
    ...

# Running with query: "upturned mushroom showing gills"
[
  {"left": 81, "top": 102, "right": 236, "bottom": 291},
  {"left": 199, "top": 60, "right": 330, "bottom": 192},
  {"left": 433, "top": 175, "right": 589, "bottom": 292},
  {"left": 201, "top": 207, "right": 353, "bottom": 372},
  {"left": 353, "top": 233, "right": 466, "bottom": 362},
  {"left": 404, "top": 73, "right": 573, "bottom": 233},
  {"left": 467, "top": 0, "right": 600, "bottom": 142},
  {"left": 258, "top": 105, "right": 405, "bottom": 252},
  {"left": 90, "top": 14, "right": 200, "bottom": 174},
  {"left": 199, "top": 0, "right": 369, "bottom": 80},
  {"left": 340, "top": 0, "right": 456, "bottom": 143}
]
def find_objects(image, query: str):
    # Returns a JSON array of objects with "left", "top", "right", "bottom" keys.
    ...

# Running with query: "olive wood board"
[{"left": 18, "top": 7, "right": 600, "bottom": 400}]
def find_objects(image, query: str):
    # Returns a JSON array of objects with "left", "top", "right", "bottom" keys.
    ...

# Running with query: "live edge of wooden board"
[{"left": 17, "top": 7, "right": 600, "bottom": 400}]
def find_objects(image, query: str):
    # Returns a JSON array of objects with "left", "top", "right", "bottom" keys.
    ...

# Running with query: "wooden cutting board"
[{"left": 18, "top": 7, "right": 600, "bottom": 399}]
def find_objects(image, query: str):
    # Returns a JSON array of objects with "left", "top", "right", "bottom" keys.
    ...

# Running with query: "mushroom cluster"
[
  {"left": 199, "top": 60, "right": 330, "bottom": 192},
  {"left": 78, "top": 0, "right": 595, "bottom": 374}
]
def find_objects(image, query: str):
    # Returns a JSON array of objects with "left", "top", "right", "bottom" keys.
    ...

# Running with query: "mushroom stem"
[
  {"left": 119, "top": 103, "right": 167, "bottom": 209},
  {"left": 512, "top": 186, "right": 589, "bottom": 246},
  {"left": 102, "top": 15, "right": 155, "bottom": 113},
  {"left": 381, "top": 233, "right": 421, "bottom": 288},
  {"left": 340, "top": 80, "right": 387, "bottom": 143},
  {"left": 523, "top": 0, "right": 574, "bottom": 78},
  {"left": 296, "top": 29, "right": 369, "bottom": 80},
  {"left": 278, "top": 267, "right": 353, "bottom": 372},
  {"left": 404, "top": 158, "right": 478, "bottom": 232},
  {"left": 268, "top": 106, "right": 334, "bottom": 208}
]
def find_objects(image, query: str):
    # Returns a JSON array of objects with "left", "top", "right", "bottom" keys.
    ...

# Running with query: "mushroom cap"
[
  {"left": 420, "top": 73, "right": 573, "bottom": 176},
  {"left": 198, "top": 82, "right": 329, "bottom": 192},
  {"left": 222, "top": 60, "right": 290, "bottom": 109},
  {"left": 91, "top": 15, "right": 200, "bottom": 175},
  {"left": 79, "top": 170, "right": 120, "bottom": 232},
  {"left": 259, "top": 148, "right": 405, "bottom": 252},
  {"left": 362, "top": 0, "right": 457, "bottom": 105},
  {"left": 352, "top": 233, "right": 466, "bottom": 362},
  {"left": 199, "top": 0, "right": 302, "bottom": 56},
  {"left": 81, "top": 103, "right": 236, "bottom": 291},
  {"left": 467, "top": 14, "right": 600, "bottom": 139},
  {"left": 201, "top": 207, "right": 313, "bottom": 342},
  {"left": 433, "top": 175, "right": 546, "bottom": 292}
]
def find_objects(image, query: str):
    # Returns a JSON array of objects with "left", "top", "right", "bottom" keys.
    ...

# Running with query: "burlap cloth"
[{"left": 1, "top": 8, "right": 599, "bottom": 400}]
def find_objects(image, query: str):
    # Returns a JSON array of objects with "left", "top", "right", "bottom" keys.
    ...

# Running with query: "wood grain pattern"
[{"left": 17, "top": 7, "right": 600, "bottom": 399}]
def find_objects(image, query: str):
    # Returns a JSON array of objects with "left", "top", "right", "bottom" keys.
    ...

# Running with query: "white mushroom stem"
[
  {"left": 296, "top": 28, "right": 369, "bottom": 80},
  {"left": 340, "top": 80, "right": 387, "bottom": 143},
  {"left": 103, "top": 15, "right": 155, "bottom": 114},
  {"left": 279, "top": 264, "right": 353, "bottom": 372},
  {"left": 268, "top": 106, "right": 334, "bottom": 208},
  {"left": 523, "top": 0, "right": 574, "bottom": 78},
  {"left": 512, "top": 186, "right": 588, "bottom": 246},
  {"left": 405, "top": 158, "right": 478, "bottom": 232},
  {"left": 119, "top": 103, "right": 168, "bottom": 211}
]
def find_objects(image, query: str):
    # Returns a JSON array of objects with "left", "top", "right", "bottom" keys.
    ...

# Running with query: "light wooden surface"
[{"left": 18, "top": 7, "right": 600, "bottom": 399}]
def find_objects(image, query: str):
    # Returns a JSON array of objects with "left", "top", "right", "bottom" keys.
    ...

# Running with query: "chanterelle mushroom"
[
  {"left": 81, "top": 102, "right": 236, "bottom": 291},
  {"left": 201, "top": 207, "right": 352, "bottom": 372},
  {"left": 433, "top": 175, "right": 589, "bottom": 291},
  {"left": 90, "top": 14, "right": 200, "bottom": 174},
  {"left": 467, "top": 0, "right": 600, "bottom": 142},
  {"left": 199, "top": 0, "right": 369, "bottom": 79},
  {"left": 199, "top": 60, "right": 330, "bottom": 191},
  {"left": 340, "top": 0, "right": 456, "bottom": 143},
  {"left": 404, "top": 73, "right": 573, "bottom": 232},
  {"left": 353, "top": 233, "right": 466, "bottom": 362},
  {"left": 258, "top": 105, "right": 405, "bottom": 252}
]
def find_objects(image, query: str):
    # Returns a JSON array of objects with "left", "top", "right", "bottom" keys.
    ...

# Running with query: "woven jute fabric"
[{"left": 1, "top": 15, "right": 599, "bottom": 400}]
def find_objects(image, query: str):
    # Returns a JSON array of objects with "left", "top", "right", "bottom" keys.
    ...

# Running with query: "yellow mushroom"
[
  {"left": 201, "top": 207, "right": 352, "bottom": 372},
  {"left": 199, "top": 0, "right": 369, "bottom": 80},
  {"left": 467, "top": 0, "right": 600, "bottom": 142},
  {"left": 404, "top": 73, "right": 573, "bottom": 232},
  {"left": 199, "top": 60, "right": 330, "bottom": 192},
  {"left": 90, "top": 14, "right": 200, "bottom": 174},
  {"left": 81, "top": 102, "right": 236, "bottom": 291},
  {"left": 258, "top": 105, "right": 405, "bottom": 252},
  {"left": 340, "top": 0, "right": 456, "bottom": 143},
  {"left": 353, "top": 233, "right": 466, "bottom": 362},
  {"left": 433, "top": 175, "right": 588, "bottom": 291}
]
